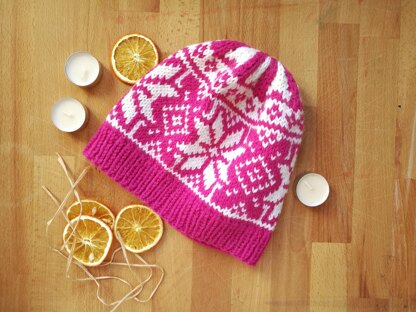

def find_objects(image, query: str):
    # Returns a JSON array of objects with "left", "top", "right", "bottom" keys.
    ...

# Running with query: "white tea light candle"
[
  {"left": 296, "top": 173, "right": 330, "bottom": 207},
  {"left": 51, "top": 98, "right": 88, "bottom": 132},
  {"left": 65, "top": 52, "right": 102, "bottom": 87}
]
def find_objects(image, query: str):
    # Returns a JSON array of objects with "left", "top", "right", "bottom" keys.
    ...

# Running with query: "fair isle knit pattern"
[{"left": 84, "top": 40, "right": 304, "bottom": 265}]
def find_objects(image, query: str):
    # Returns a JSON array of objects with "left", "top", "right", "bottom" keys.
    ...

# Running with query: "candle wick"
[
  {"left": 81, "top": 68, "right": 88, "bottom": 80},
  {"left": 303, "top": 180, "right": 313, "bottom": 191},
  {"left": 63, "top": 111, "right": 73, "bottom": 117}
]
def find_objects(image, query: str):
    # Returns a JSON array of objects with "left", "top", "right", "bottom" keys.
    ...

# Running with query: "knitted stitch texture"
[{"left": 84, "top": 40, "right": 304, "bottom": 265}]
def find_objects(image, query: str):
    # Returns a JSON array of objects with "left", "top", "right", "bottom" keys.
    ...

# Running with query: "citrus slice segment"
[
  {"left": 111, "top": 34, "right": 159, "bottom": 85},
  {"left": 63, "top": 216, "right": 113, "bottom": 267},
  {"left": 114, "top": 204, "right": 163, "bottom": 253},
  {"left": 67, "top": 199, "right": 115, "bottom": 228}
]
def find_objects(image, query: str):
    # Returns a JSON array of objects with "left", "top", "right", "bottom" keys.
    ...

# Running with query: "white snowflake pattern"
[{"left": 176, "top": 111, "right": 246, "bottom": 193}]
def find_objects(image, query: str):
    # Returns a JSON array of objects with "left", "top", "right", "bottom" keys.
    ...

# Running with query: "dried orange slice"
[
  {"left": 63, "top": 216, "right": 113, "bottom": 267},
  {"left": 67, "top": 199, "right": 115, "bottom": 228},
  {"left": 114, "top": 204, "right": 163, "bottom": 253},
  {"left": 111, "top": 34, "right": 159, "bottom": 85}
]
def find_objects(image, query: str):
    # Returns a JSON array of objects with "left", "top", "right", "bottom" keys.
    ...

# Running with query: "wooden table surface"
[{"left": 1, "top": 0, "right": 416, "bottom": 311}]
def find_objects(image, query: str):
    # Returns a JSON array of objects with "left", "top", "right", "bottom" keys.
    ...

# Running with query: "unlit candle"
[
  {"left": 296, "top": 173, "right": 330, "bottom": 207},
  {"left": 65, "top": 52, "right": 102, "bottom": 87},
  {"left": 51, "top": 98, "right": 88, "bottom": 132}
]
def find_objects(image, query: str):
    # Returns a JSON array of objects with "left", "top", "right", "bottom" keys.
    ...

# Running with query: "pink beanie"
[{"left": 84, "top": 40, "right": 303, "bottom": 265}]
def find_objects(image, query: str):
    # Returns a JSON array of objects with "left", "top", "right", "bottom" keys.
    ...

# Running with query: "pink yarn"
[{"left": 84, "top": 40, "right": 303, "bottom": 265}]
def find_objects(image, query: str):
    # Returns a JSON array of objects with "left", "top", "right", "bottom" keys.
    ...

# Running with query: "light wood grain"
[
  {"left": 1, "top": 0, "right": 416, "bottom": 311},
  {"left": 310, "top": 243, "right": 347, "bottom": 312}
]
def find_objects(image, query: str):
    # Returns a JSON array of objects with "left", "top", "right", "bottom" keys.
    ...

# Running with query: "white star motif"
[{"left": 177, "top": 112, "right": 246, "bottom": 191}]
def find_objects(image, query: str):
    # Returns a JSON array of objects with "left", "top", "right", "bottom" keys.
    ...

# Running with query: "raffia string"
[{"left": 42, "top": 153, "right": 164, "bottom": 311}]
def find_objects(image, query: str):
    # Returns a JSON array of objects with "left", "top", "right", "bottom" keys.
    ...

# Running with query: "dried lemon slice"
[
  {"left": 114, "top": 204, "right": 163, "bottom": 253},
  {"left": 63, "top": 216, "right": 113, "bottom": 267},
  {"left": 67, "top": 199, "right": 115, "bottom": 228},
  {"left": 111, "top": 34, "right": 159, "bottom": 85}
]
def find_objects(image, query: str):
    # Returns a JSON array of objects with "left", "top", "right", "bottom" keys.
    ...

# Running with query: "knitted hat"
[{"left": 84, "top": 40, "right": 303, "bottom": 265}]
